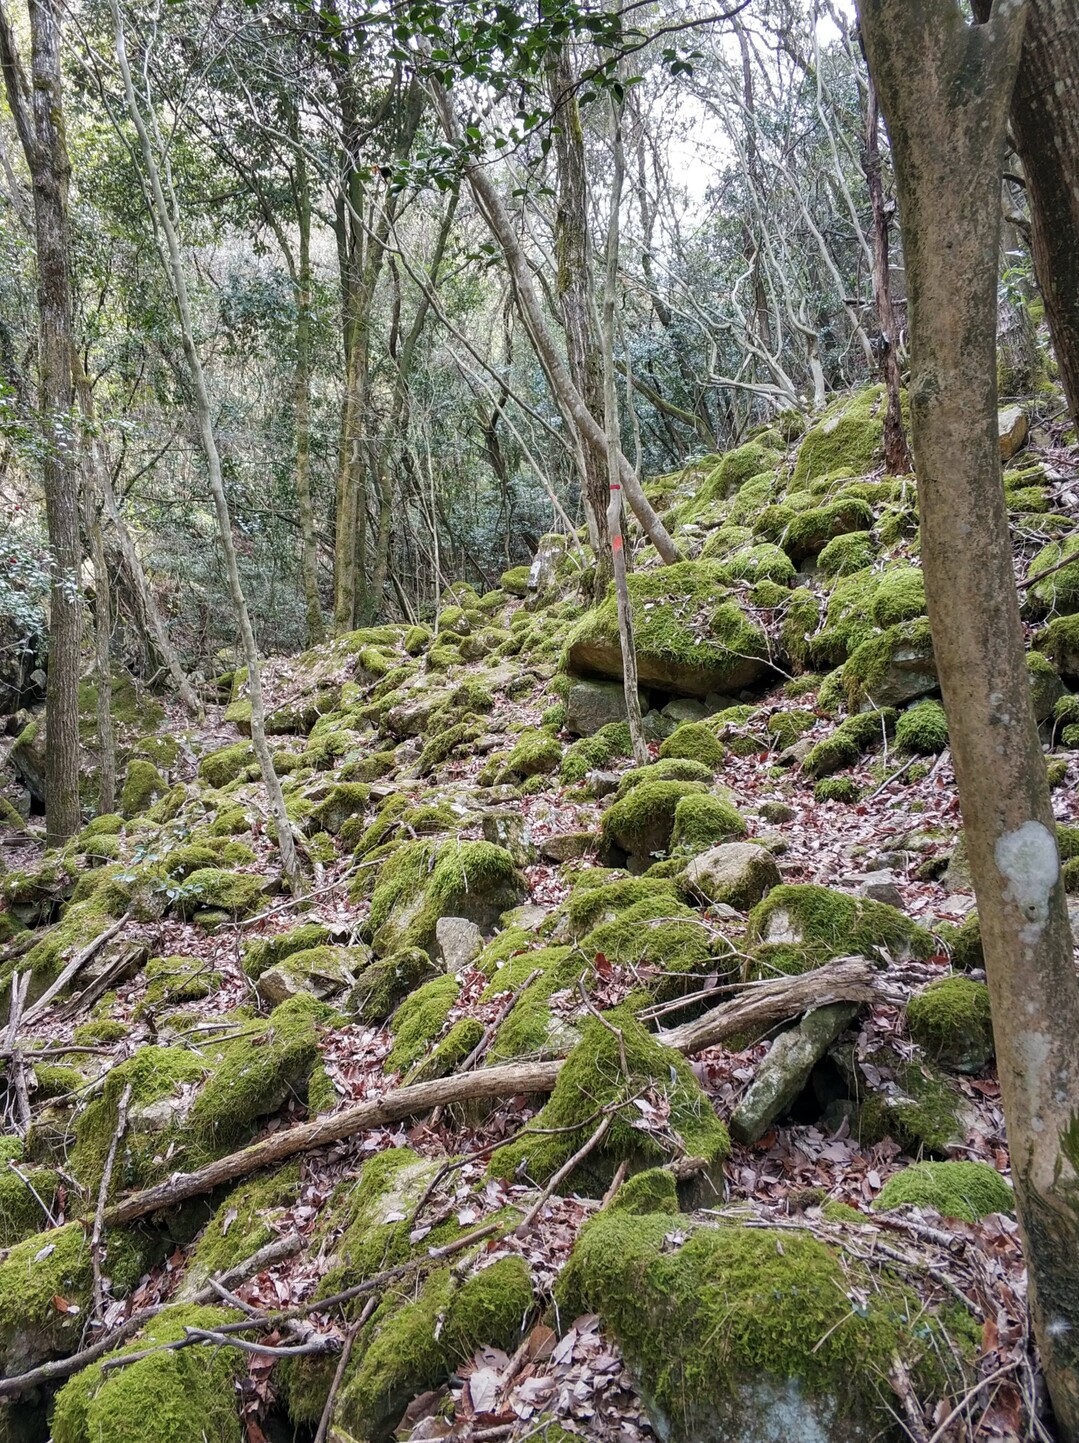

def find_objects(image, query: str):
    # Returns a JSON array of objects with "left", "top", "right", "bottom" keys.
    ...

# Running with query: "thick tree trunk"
[
  {"left": 547, "top": 42, "right": 611, "bottom": 599},
  {"left": 111, "top": 0, "right": 301, "bottom": 891},
  {"left": 858, "top": 3, "right": 1079, "bottom": 1438},
  {"left": 0, "top": 0, "right": 82, "bottom": 845}
]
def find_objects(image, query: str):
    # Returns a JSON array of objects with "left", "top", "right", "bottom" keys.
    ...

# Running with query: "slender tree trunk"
[
  {"left": 293, "top": 136, "right": 323, "bottom": 644},
  {"left": 969, "top": 0, "right": 1079, "bottom": 428},
  {"left": 111, "top": 0, "right": 301, "bottom": 890},
  {"left": 861, "top": 77, "right": 911, "bottom": 474},
  {"left": 602, "top": 94, "right": 647, "bottom": 766},
  {"left": 547, "top": 41, "right": 611, "bottom": 599},
  {"left": 85, "top": 502, "right": 115, "bottom": 814},
  {"left": 428, "top": 78, "right": 681, "bottom": 566},
  {"left": 858, "top": 4, "right": 1079, "bottom": 1438},
  {"left": 0, "top": 0, "right": 82, "bottom": 844}
]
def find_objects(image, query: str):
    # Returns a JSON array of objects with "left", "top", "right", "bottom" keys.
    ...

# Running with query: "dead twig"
[
  {"left": 428, "top": 966, "right": 542, "bottom": 1126},
  {"left": 514, "top": 1114, "right": 613, "bottom": 1236},
  {"left": 313, "top": 1307, "right": 371, "bottom": 1443},
  {"left": 924, "top": 1361, "right": 1020, "bottom": 1443},
  {"left": 20, "top": 912, "right": 131, "bottom": 1028},
  {"left": 91, "top": 1080, "right": 133, "bottom": 1321}
]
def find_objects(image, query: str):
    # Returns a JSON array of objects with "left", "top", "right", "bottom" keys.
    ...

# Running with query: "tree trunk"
[
  {"left": 292, "top": 133, "right": 323, "bottom": 645},
  {"left": 0, "top": 0, "right": 82, "bottom": 845},
  {"left": 111, "top": 0, "right": 301, "bottom": 891},
  {"left": 547, "top": 41, "right": 611, "bottom": 599},
  {"left": 858, "top": 3, "right": 1079, "bottom": 1437},
  {"left": 970, "top": 0, "right": 1079, "bottom": 429},
  {"left": 861, "top": 77, "right": 911, "bottom": 474}
]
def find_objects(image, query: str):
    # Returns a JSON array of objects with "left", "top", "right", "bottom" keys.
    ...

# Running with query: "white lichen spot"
[
  {"left": 995, "top": 822, "right": 1058, "bottom": 939},
  {"left": 1047, "top": 1317, "right": 1072, "bottom": 1339}
]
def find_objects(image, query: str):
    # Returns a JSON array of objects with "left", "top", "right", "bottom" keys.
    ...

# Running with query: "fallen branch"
[
  {"left": 90, "top": 961, "right": 876, "bottom": 1229},
  {"left": 0, "top": 1231, "right": 304, "bottom": 1398},
  {"left": 515, "top": 1114, "right": 613, "bottom": 1236},
  {"left": 657, "top": 955, "right": 878, "bottom": 1054},
  {"left": 91, "top": 1081, "right": 133, "bottom": 1322},
  {"left": 4, "top": 970, "right": 31, "bottom": 1133},
  {"left": 313, "top": 1310, "right": 369, "bottom": 1443},
  {"left": 20, "top": 913, "right": 131, "bottom": 1028}
]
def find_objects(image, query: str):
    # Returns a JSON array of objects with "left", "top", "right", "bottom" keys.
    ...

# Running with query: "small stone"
[
  {"left": 684, "top": 842, "right": 781, "bottom": 911},
  {"left": 857, "top": 870, "right": 904, "bottom": 909},
  {"left": 998, "top": 404, "right": 1028, "bottom": 462},
  {"left": 661, "top": 698, "right": 710, "bottom": 724},
  {"left": 758, "top": 801, "right": 795, "bottom": 824},
  {"left": 565, "top": 679, "right": 642, "bottom": 737},
  {"left": 434, "top": 916, "right": 484, "bottom": 971},
  {"left": 481, "top": 810, "right": 535, "bottom": 867},
  {"left": 540, "top": 831, "right": 596, "bottom": 863},
  {"left": 587, "top": 770, "right": 622, "bottom": 798},
  {"left": 730, "top": 1003, "right": 860, "bottom": 1143}
]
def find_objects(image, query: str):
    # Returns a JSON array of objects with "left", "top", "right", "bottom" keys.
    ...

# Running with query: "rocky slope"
[{"left": 1, "top": 385, "right": 1077, "bottom": 1443}]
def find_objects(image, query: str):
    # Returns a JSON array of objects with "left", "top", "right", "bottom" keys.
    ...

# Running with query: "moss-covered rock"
[
  {"left": 869, "top": 567, "right": 925, "bottom": 628},
  {"left": 1038, "top": 614, "right": 1079, "bottom": 683},
  {"left": 179, "top": 1168, "right": 300, "bottom": 1298},
  {"left": 173, "top": 867, "right": 263, "bottom": 920},
  {"left": 0, "top": 1222, "right": 145, "bottom": 1376},
  {"left": 614, "top": 758, "right": 715, "bottom": 796},
  {"left": 51, "top": 1304, "right": 245, "bottom": 1443},
  {"left": 781, "top": 497, "right": 875, "bottom": 563},
  {"left": 875, "top": 1161, "right": 1012, "bottom": 1224},
  {"left": 256, "top": 943, "right": 365, "bottom": 1007},
  {"left": 500, "top": 728, "right": 562, "bottom": 779},
  {"left": 658, "top": 721, "right": 725, "bottom": 768},
  {"left": 714, "top": 543, "right": 795, "bottom": 587},
  {"left": 792, "top": 391, "right": 885, "bottom": 487},
  {"left": 906, "top": 977, "right": 994, "bottom": 1073},
  {"left": 368, "top": 839, "right": 527, "bottom": 956},
  {"left": 557, "top": 1208, "right": 972, "bottom": 1443},
  {"left": 802, "top": 708, "right": 896, "bottom": 778},
  {"left": 310, "top": 782, "right": 370, "bottom": 835},
  {"left": 817, "top": 530, "right": 875, "bottom": 578},
  {"left": 682, "top": 842, "right": 781, "bottom": 911},
  {"left": 565, "top": 561, "right": 769, "bottom": 697},
  {"left": 489, "top": 1009, "right": 729, "bottom": 1194},
  {"left": 119, "top": 760, "right": 167, "bottom": 818},
  {"left": 600, "top": 780, "right": 709, "bottom": 863},
  {"left": 895, "top": 699, "right": 948, "bottom": 753},
  {"left": 386, "top": 974, "right": 460, "bottom": 1073},
  {"left": 669, "top": 793, "right": 749, "bottom": 856},
  {"left": 1027, "top": 649, "right": 1065, "bottom": 722},
  {"left": 347, "top": 946, "right": 441, "bottom": 1025},
  {"left": 749, "top": 883, "right": 934, "bottom": 968},
  {"left": 197, "top": 742, "right": 256, "bottom": 789},
  {"left": 0, "top": 1160, "right": 59, "bottom": 1245},
  {"left": 842, "top": 620, "right": 936, "bottom": 710},
  {"left": 242, "top": 922, "right": 332, "bottom": 980},
  {"left": 947, "top": 911, "right": 983, "bottom": 971},
  {"left": 814, "top": 777, "right": 860, "bottom": 803}
]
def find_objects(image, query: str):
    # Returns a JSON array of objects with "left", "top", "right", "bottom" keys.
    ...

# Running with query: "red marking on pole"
[
  {"left": 612, "top": 534, "right": 623, "bottom": 552},
  {"left": 609, "top": 483, "right": 621, "bottom": 491}
]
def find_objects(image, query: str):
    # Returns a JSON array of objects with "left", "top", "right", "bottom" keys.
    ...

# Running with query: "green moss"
[
  {"left": 557, "top": 1209, "right": 971, "bottom": 1442},
  {"left": 310, "top": 783, "right": 370, "bottom": 835},
  {"left": 766, "top": 709, "right": 816, "bottom": 749},
  {"left": 197, "top": 742, "right": 256, "bottom": 789},
  {"left": 749, "top": 883, "right": 934, "bottom": 965},
  {"left": 502, "top": 729, "right": 562, "bottom": 778},
  {"left": 51, "top": 1304, "right": 243, "bottom": 1443},
  {"left": 714, "top": 543, "right": 795, "bottom": 587},
  {"left": 814, "top": 777, "right": 860, "bottom": 804},
  {"left": 71, "top": 1046, "right": 207, "bottom": 1195},
  {"left": 817, "top": 530, "right": 875, "bottom": 578},
  {"left": 118, "top": 761, "right": 167, "bottom": 818},
  {"left": 189, "top": 995, "right": 330, "bottom": 1152},
  {"left": 0, "top": 1164, "right": 59, "bottom": 1245},
  {"left": 792, "top": 393, "right": 884, "bottom": 486},
  {"left": 906, "top": 977, "right": 993, "bottom": 1073},
  {"left": 875, "top": 1161, "right": 1012, "bottom": 1223},
  {"left": 614, "top": 759, "right": 714, "bottom": 797},
  {"left": 485, "top": 947, "right": 583, "bottom": 1061},
  {"left": 0, "top": 1222, "right": 145, "bottom": 1375},
  {"left": 184, "top": 1168, "right": 299, "bottom": 1287},
  {"left": 670, "top": 793, "right": 748, "bottom": 855},
  {"left": 600, "top": 780, "right": 709, "bottom": 861},
  {"left": 609, "top": 1167, "right": 679, "bottom": 1216},
  {"left": 560, "top": 720, "right": 634, "bottom": 784},
  {"left": 850, "top": 1049, "right": 968, "bottom": 1154},
  {"left": 658, "top": 722, "right": 725, "bottom": 768},
  {"left": 802, "top": 708, "right": 896, "bottom": 778},
  {"left": 349, "top": 947, "right": 438, "bottom": 1025},
  {"left": 242, "top": 922, "right": 332, "bottom": 980},
  {"left": 842, "top": 619, "right": 935, "bottom": 710},
  {"left": 387, "top": 974, "right": 460, "bottom": 1072},
  {"left": 73, "top": 1017, "right": 128, "bottom": 1044},
  {"left": 895, "top": 699, "right": 948, "bottom": 754},
  {"left": 174, "top": 868, "right": 263, "bottom": 920},
  {"left": 31, "top": 1063, "right": 83, "bottom": 1098},
  {"left": 810, "top": 569, "right": 883, "bottom": 667},
  {"left": 713, "top": 441, "right": 781, "bottom": 494},
  {"left": 565, "top": 876, "right": 675, "bottom": 936},
  {"left": 782, "top": 498, "right": 875, "bottom": 561},
  {"left": 489, "top": 1008, "right": 728, "bottom": 1192},
  {"left": 869, "top": 567, "right": 925, "bottom": 627},
  {"left": 139, "top": 955, "right": 219, "bottom": 1012},
  {"left": 368, "top": 839, "right": 525, "bottom": 955},
  {"left": 336, "top": 1259, "right": 533, "bottom": 1441},
  {"left": 1026, "top": 533, "right": 1079, "bottom": 613},
  {"left": 563, "top": 561, "right": 767, "bottom": 692},
  {"left": 406, "top": 1016, "right": 484, "bottom": 1084}
]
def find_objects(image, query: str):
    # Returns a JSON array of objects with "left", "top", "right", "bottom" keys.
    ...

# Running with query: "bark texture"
[
  {"left": 0, "top": 0, "right": 82, "bottom": 844},
  {"left": 859, "top": 3, "right": 1079, "bottom": 1436}
]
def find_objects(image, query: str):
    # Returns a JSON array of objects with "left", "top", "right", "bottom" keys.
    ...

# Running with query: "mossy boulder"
[
  {"left": 197, "top": 742, "right": 256, "bottom": 789},
  {"left": 368, "top": 839, "right": 527, "bottom": 956},
  {"left": 310, "top": 783, "right": 370, "bottom": 835},
  {"left": 501, "top": 728, "right": 562, "bottom": 779},
  {"left": 179, "top": 1169, "right": 300, "bottom": 1299},
  {"left": 600, "top": 780, "right": 709, "bottom": 864},
  {"left": 792, "top": 391, "right": 885, "bottom": 486},
  {"left": 0, "top": 1222, "right": 145, "bottom": 1376},
  {"left": 347, "top": 946, "right": 441, "bottom": 1025},
  {"left": 947, "top": 911, "right": 983, "bottom": 971},
  {"left": 658, "top": 721, "right": 725, "bottom": 768},
  {"left": 817, "top": 530, "right": 875, "bottom": 577},
  {"left": 906, "top": 976, "right": 994, "bottom": 1073},
  {"left": 490, "top": 1009, "right": 728, "bottom": 1197},
  {"left": 669, "top": 793, "right": 749, "bottom": 857},
  {"left": 843, "top": 620, "right": 937, "bottom": 710},
  {"left": 803, "top": 709, "right": 896, "bottom": 778},
  {"left": 119, "top": 759, "right": 167, "bottom": 818},
  {"left": 242, "top": 922, "right": 332, "bottom": 980},
  {"left": 749, "top": 884, "right": 934, "bottom": 968},
  {"left": 0, "top": 1160, "right": 60, "bottom": 1245},
  {"left": 580, "top": 895, "right": 727, "bottom": 1002},
  {"left": 781, "top": 497, "right": 875, "bottom": 563},
  {"left": 173, "top": 868, "right": 263, "bottom": 920},
  {"left": 874, "top": 1161, "right": 1012, "bottom": 1223},
  {"left": 557, "top": 1209, "right": 973, "bottom": 1443},
  {"left": 51, "top": 1304, "right": 245, "bottom": 1443},
  {"left": 256, "top": 943, "right": 366, "bottom": 1007},
  {"left": 682, "top": 842, "right": 781, "bottom": 911},
  {"left": 895, "top": 699, "right": 948, "bottom": 753},
  {"left": 1036, "top": 613, "right": 1079, "bottom": 683},
  {"left": 565, "top": 561, "right": 769, "bottom": 697}
]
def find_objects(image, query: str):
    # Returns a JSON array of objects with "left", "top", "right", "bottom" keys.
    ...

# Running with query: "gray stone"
[
  {"left": 565, "top": 679, "right": 643, "bottom": 737},
  {"left": 434, "top": 916, "right": 484, "bottom": 971},
  {"left": 730, "top": 1003, "right": 860, "bottom": 1144},
  {"left": 526, "top": 532, "right": 568, "bottom": 603},
  {"left": 942, "top": 834, "right": 973, "bottom": 892},
  {"left": 540, "top": 831, "right": 596, "bottom": 863},
  {"left": 588, "top": 771, "right": 622, "bottom": 798},
  {"left": 481, "top": 810, "right": 535, "bottom": 867},
  {"left": 347, "top": 947, "right": 442, "bottom": 1024},
  {"left": 998, "top": 404, "right": 1028, "bottom": 462},
  {"left": 684, "top": 843, "right": 780, "bottom": 911},
  {"left": 858, "top": 641, "right": 938, "bottom": 709},
  {"left": 255, "top": 944, "right": 365, "bottom": 1007},
  {"left": 857, "top": 870, "right": 904, "bottom": 909},
  {"left": 641, "top": 709, "right": 677, "bottom": 742},
  {"left": 661, "top": 697, "right": 710, "bottom": 724}
]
